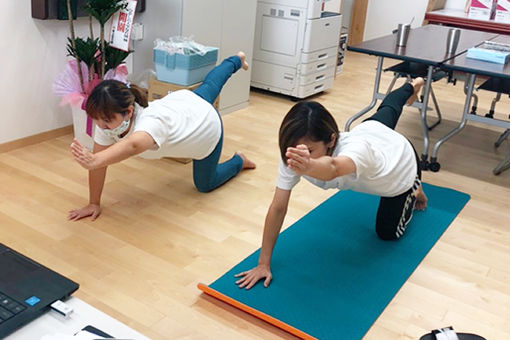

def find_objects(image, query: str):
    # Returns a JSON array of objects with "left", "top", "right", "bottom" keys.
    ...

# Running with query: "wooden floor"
[{"left": 1, "top": 51, "right": 510, "bottom": 339}]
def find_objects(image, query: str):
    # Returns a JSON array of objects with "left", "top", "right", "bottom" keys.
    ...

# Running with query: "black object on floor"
[{"left": 420, "top": 326, "right": 486, "bottom": 340}]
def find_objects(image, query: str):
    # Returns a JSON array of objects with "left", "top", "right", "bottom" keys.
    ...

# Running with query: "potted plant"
[{"left": 53, "top": 0, "right": 132, "bottom": 150}]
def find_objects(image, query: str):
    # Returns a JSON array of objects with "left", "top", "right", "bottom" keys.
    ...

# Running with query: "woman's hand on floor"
[
  {"left": 235, "top": 265, "right": 272, "bottom": 290},
  {"left": 68, "top": 204, "right": 101, "bottom": 221}
]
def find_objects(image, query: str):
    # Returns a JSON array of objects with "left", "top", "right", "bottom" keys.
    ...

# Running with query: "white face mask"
[{"left": 103, "top": 118, "right": 130, "bottom": 138}]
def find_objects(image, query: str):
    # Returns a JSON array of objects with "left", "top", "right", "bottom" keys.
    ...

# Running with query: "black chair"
[{"left": 478, "top": 77, "right": 510, "bottom": 175}]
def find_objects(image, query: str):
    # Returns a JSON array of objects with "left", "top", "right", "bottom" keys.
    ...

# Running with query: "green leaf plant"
[
  {"left": 65, "top": 0, "right": 130, "bottom": 93},
  {"left": 83, "top": 0, "right": 128, "bottom": 78}
]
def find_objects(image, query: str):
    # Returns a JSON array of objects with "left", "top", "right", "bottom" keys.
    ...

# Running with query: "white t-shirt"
[
  {"left": 94, "top": 90, "right": 221, "bottom": 160},
  {"left": 276, "top": 120, "right": 418, "bottom": 197}
]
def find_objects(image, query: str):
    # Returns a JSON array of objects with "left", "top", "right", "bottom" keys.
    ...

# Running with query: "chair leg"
[
  {"left": 426, "top": 85, "right": 442, "bottom": 131},
  {"left": 385, "top": 75, "right": 399, "bottom": 95},
  {"left": 472, "top": 93, "right": 478, "bottom": 114},
  {"left": 486, "top": 92, "right": 502, "bottom": 118},
  {"left": 464, "top": 82, "right": 478, "bottom": 114}
]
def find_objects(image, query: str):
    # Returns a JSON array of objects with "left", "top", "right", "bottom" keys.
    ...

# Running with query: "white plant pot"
[{"left": 71, "top": 106, "right": 95, "bottom": 151}]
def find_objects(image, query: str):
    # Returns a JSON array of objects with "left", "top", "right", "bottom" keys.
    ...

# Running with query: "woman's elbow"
[
  {"left": 270, "top": 202, "right": 288, "bottom": 217},
  {"left": 332, "top": 157, "right": 355, "bottom": 178},
  {"left": 128, "top": 140, "right": 149, "bottom": 156}
]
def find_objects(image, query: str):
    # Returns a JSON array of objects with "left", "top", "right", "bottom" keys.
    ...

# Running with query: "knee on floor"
[
  {"left": 375, "top": 227, "right": 400, "bottom": 241},
  {"left": 194, "top": 182, "right": 214, "bottom": 193}
]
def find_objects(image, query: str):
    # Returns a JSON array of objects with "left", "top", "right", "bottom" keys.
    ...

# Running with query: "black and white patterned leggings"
[{"left": 364, "top": 82, "right": 422, "bottom": 240}]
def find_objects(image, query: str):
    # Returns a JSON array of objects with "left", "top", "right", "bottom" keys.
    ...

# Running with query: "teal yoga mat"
[{"left": 198, "top": 183, "right": 470, "bottom": 339}]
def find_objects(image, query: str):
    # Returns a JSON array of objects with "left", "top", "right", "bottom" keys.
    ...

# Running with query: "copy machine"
[{"left": 251, "top": 0, "right": 342, "bottom": 99}]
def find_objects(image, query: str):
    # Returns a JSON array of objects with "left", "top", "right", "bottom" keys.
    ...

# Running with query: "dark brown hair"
[
  {"left": 85, "top": 80, "right": 148, "bottom": 121},
  {"left": 278, "top": 101, "right": 339, "bottom": 163}
]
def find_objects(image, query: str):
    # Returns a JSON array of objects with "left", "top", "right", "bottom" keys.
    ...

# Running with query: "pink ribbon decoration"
[{"left": 53, "top": 60, "right": 129, "bottom": 138}]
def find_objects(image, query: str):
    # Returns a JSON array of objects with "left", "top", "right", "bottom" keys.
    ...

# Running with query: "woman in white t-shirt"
[
  {"left": 235, "top": 78, "right": 428, "bottom": 289},
  {"left": 68, "top": 52, "right": 255, "bottom": 221}
]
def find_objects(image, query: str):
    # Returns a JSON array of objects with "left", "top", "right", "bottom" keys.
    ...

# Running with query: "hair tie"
[{"left": 126, "top": 82, "right": 131, "bottom": 89}]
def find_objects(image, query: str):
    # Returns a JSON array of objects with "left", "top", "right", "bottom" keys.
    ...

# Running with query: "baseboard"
[
  {"left": 219, "top": 101, "right": 249, "bottom": 116},
  {"left": 0, "top": 125, "right": 73, "bottom": 153}
]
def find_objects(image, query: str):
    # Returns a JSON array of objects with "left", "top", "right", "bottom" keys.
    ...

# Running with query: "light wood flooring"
[{"left": 1, "top": 51, "right": 509, "bottom": 339}]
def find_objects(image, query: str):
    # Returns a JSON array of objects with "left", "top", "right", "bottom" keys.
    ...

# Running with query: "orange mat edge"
[{"left": 197, "top": 282, "right": 317, "bottom": 340}]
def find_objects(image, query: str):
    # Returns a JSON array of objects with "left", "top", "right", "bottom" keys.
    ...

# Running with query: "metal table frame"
[
  {"left": 429, "top": 37, "right": 510, "bottom": 172},
  {"left": 344, "top": 56, "right": 435, "bottom": 169},
  {"left": 347, "top": 24, "right": 497, "bottom": 170}
]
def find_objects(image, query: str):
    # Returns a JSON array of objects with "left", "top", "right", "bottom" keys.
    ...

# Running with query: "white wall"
[
  {"left": 324, "top": 0, "right": 342, "bottom": 13},
  {"left": 0, "top": 1, "right": 183, "bottom": 145},
  {"left": 131, "top": 0, "right": 182, "bottom": 76},
  {"left": 0, "top": 2, "right": 95, "bottom": 144},
  {"left": 0, "top": 0, "right": 252, "bottom": 144},
  {"left": 340, "top": 0, "right": 354, "bottom": 31},
  {"left": 363, "top": 0, "right": 429, "bottom": 41},
  {"left": 181, "top": 0, "right": 257, "bottom": 113}
]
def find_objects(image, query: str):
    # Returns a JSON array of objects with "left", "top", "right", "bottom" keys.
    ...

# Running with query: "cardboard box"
[
  {"left": 495, "top": 0, "right": 510, "bottom": 23},
  {"left": 468, "top": 0, "right": 496, "bottom": 20},
  {"left": 148, "top": 78, "right": 219, "bottom": 108}
]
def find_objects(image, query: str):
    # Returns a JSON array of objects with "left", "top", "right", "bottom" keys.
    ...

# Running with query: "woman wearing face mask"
[
  {"left": 68, "top": 51, "right": 255, "bottom": 221},
  {"left": 235, "top": 78, "right": 428, "bottom": 289}
]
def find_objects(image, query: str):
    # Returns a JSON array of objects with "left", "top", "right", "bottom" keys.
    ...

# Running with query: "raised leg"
[
  {"left": 193, "top": 52, "right": 245, "bottom": 105},
  {"left": 365, "top": 78, "right": 423, "bottom": 130}
]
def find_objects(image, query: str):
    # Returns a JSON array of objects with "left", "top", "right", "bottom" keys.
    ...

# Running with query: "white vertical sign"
[{"left": 109, "top": 0, "right": 138, "bottom": 51}]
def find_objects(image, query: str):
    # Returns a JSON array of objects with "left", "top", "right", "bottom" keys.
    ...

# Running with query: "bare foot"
[
  {"left": 414, "top": 185, "right": 428, "bottom": 210},
  {"left": 237, "top": 51, "right": 249, "bottom": 70},
  {"left": 236, "top": 151, "right": 256, "bottom": 170},
  {"left": 406, "top": 77, "right": 425, "bottom": 105}
]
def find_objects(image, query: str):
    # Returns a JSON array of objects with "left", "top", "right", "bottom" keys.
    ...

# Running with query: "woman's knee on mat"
[{"left": 375, "top": 223, "right": 401, "bottom": 241}]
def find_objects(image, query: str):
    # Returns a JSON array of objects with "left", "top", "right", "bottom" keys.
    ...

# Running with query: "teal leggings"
[{"left": 192, "top": 56, "right": 243, "bottom": 193}]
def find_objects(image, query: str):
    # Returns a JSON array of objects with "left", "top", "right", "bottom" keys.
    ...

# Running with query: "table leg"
[
  {"left": 344, "top": 56, "right": 384, "bottom": 131},
  {"left": 493, "top": 153, "right": 510, "bottom": 175},
  {"left": 429, "top": 73, "right": 476, "bottom": 172},
  {"left": 417, "top": 66, "right": 434, "bottom": 170}
]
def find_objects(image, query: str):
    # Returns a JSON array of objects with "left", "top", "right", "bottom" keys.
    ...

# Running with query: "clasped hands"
[{"left": 286, "top": 144, "right": 312, "bottom": 175}]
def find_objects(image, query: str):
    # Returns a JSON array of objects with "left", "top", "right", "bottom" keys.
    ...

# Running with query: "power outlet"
[{"left": 131, "top": 23, "right": 144, "bottom": 41}]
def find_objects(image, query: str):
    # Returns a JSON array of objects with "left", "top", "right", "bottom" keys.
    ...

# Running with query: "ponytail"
[{"left": 128, "top": 83, "right": 148, "bottom": 108}]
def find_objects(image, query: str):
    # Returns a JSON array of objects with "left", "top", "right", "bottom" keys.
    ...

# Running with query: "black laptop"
[{"left": 0, "top": 243, "right": 79, "bottom": 338}]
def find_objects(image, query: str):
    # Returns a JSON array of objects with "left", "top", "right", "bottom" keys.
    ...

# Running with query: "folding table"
[
  {"left": 347, "top": 24, "right": 497, "bottom": 169},
  {"left": 429, "top": 34, "right": 510, "bottom": 172}
]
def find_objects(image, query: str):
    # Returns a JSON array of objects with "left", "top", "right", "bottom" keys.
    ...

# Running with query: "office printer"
[{"left": 251, "top": 0, "right": 342, "bottom": 99}]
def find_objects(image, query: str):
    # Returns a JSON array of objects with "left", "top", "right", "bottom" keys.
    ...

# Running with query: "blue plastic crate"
[{"left": 153, "top": 47, "right": 219, "bottom": 86}]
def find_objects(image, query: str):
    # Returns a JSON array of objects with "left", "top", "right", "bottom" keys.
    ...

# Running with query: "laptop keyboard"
[{"left": 0, "top": 292, "right": 26, "bottom": 323}]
